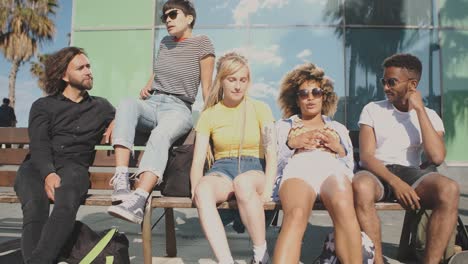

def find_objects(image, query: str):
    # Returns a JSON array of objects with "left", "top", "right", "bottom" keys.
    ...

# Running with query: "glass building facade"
[{"left": 71, "top": 0, "right": 468, "bottom": 164}]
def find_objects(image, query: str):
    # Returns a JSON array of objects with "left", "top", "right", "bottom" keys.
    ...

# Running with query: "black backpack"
[{"left": 59, "top": 221, "right": 130, "bottom": 264}]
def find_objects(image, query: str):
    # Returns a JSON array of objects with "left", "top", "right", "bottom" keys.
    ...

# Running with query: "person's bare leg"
[
  {"left": 415, "top": 174, "right": 459, "bottom": 264},
  {"left": 321, "top": 175, "right": 362, "bottom": 264},
  {"left": 352, "top": 172, "right": 384, "bottom": 264},
  {"left": 273, "top": 178, "right": 315, "bottom": 264},
  {"left": 233, "top": 171, "right": 266, "bottom": 246},
  {"left": 194, "top": 176, "right": 234, "bottom": 263},
  {"left": 114, "top": 145, "right": 131, "bottom": 167},
  {"left": 134, "top": 171, "right": 159, "bottom": 193}
]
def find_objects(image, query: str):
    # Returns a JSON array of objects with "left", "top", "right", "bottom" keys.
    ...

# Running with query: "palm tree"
[
  {"left": 0, "top": 0, "right": 57, "bottom": 108},
  {"left": 30, "top": 53, "right": 48, "bottom": 92}
]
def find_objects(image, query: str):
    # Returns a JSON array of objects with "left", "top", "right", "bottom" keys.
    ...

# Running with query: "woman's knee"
[
  {"left": 193, "top": 181, "right": 217, "bottom": 207},
  {"left": 233, "top": 174, "right": 258, "bottom": 202},
  {"left": 325, "top": 194, "right": 354, "bottom": 216},
  {"left": 283, "top": 207, "right": 310, "bottom": 227}
]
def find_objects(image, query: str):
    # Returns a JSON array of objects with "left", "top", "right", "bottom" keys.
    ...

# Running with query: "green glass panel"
[
  {"left": 440, "top": 30, "right": 468, "bottom": 163},
  {"left": 74, "top": 0, "right": 154, "bottom": 28},
  {"left": 345, "top": 28, "right": 441, "bottom": 131},
  {"left": 345, "top": 0, "right": 433, "bottom": 26},
  {"left": 439, "top": 0, "right": 468, "bottom": 27},
  {"left": 72, "top": 30, "right": 154, "bottom": 106}
]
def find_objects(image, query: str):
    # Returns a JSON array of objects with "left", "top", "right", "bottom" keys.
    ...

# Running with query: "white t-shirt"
[{"left": 358, "top": 100, "right": 445, "bottom": 167}]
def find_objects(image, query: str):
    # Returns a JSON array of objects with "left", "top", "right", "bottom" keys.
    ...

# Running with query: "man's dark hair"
[
  {"left": 44, "top": 47, "right": 87, "bottom": 95},
  {"left": 382, "top": 53, "right": 422, "bottom": 80},
  {"left": 2, "top": 98, "right": 10, "bottom": 105},
  {"left": 163, "top": 0, "right": 196, "bottom": 28}
]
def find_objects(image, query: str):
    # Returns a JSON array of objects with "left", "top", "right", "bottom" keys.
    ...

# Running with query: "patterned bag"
[{"left": 313, "top": 231, "right": 375, "bottom": 264}]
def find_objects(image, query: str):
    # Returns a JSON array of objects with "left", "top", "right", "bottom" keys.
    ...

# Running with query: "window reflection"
[{"left": 343, "top": 0, "right": 433, "bottom": 26}]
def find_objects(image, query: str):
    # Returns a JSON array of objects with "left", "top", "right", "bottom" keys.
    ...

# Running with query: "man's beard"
[{"left": 70, "top": 78, "right": 93, "bottom": 91}]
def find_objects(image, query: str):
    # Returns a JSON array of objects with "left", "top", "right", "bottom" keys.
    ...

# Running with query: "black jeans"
[{"left": 14, "top": 159, "right": 89, "bottom": 264}]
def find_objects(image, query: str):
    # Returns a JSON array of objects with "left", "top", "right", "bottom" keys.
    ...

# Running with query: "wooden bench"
[{"left": 1, "top": 127, "right": 413, "bottom": 264}]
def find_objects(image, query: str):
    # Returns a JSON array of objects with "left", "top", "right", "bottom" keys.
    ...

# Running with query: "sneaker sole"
[
  {"left": 111, "top": 193, "right": 131, "bottom": 202},
  {"left": 107, "top": 206, "right": 143, "bottom": 225}
]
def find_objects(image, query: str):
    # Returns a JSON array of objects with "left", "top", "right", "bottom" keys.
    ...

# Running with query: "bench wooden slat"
[
  {"left": 0, "top": 171, "right": 15, "bottom": 187},
  {"left": 0, "top": 192, "right": 404, "bottom": 211},
  {"left": 0, "top": 192, "right": 113, "bottom": 206},
  {"left": 0, "top": 127, "right": 29, "bottom": 144},
  {"left": 149, "top": 196, "right": 404, "bottom": 210},
  {"left": 0, "top": 149, "right": 28, "bottom": 165},
  {"left": 0, "top": 170, "right": 114, "bottom": 189},
  {"left": 0, "top": 149, "right": 143, "bottom": 167}
]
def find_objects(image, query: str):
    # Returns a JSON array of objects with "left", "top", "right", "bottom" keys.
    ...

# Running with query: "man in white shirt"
[{"left": 353, "top": 53, "right": 459, "bottom": 264}]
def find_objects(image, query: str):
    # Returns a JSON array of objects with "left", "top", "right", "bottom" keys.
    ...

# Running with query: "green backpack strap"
[{"left": 79, "top": 228, "right": 117, "bottom": 264}]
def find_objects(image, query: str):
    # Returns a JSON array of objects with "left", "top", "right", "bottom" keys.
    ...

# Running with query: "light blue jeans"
[{"left": 112, "top": 94, "right": 193, "bottom": 184}]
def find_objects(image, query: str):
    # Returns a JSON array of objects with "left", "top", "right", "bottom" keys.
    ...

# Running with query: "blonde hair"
[
  {"left": 277, "top": 63, "right": 338, "bottom": 118},
  {"left": 203, "top": 52, "right": 250, "bottom": 111}
]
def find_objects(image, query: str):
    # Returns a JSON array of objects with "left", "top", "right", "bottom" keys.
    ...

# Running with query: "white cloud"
[
  {"left": 233, "top": 0, "right": 259, "bottom": 25},
  {"left": 212, "top": 1, "right": 230, "bottom": 10},
  {"left": 233, "top": 0, "right": 289, "bottom": 25},
  {"left": 228, "top": 45, "right": 283, "bottom": 67},
  {"left": 297, "top": 49, "right": 312, "bottom": 62},
  {"left": 260, "top": 0, "right": 289, "bottom": 9},
  {"left": 303, "top": 0, "right": 327, "bottom": 5},
  {"left": 249, "top": 81, "right": 278, "bottom": 99}
]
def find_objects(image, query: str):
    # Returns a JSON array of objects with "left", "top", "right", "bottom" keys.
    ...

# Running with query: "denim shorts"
[
  {"left": 357, "top": 164, "right": 438, "bottom": 201},
  {"left": 205, "top": 156, "right": 266, "bottom": 181}
]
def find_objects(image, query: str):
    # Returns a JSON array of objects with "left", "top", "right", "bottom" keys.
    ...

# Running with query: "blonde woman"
[
  {"left": 191, "top": 52, "right": 277, "bottom": 264},
  {"left": 273, "top": 63, "right": 362, "bottom": 263}
]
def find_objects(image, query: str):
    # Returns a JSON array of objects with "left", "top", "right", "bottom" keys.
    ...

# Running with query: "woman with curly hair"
[
  {"left": 273, "top": 63, "right": 362, "bottom": 263},
  {"left": 191, "top": 52, "right": 277, "bottom": 264}
]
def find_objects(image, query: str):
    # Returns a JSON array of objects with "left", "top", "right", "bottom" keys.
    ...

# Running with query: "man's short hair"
[
  {"left": 163, "top": 0, "right": 196, "bottom": 28},
  {"left": 382, "top": 53, "right": 422, "bottom": 80},
  {"left": 2, "top": 98, "right": 10, "bottom": 105}
]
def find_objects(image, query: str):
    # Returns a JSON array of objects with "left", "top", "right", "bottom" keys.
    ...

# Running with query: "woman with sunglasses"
[
  {"left": 273, "top": 63, "right": 363, "bottom": 263},
  {"left": 107, "top": 0, "right": 215, "bottom": 225},
  {"left": 191, "top": 52, "right": 276, "bottom": 264}
]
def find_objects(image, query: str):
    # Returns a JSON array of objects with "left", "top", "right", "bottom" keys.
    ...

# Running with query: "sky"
[{"left": 0, "top": 0, "right": 72, "bottom": 127}]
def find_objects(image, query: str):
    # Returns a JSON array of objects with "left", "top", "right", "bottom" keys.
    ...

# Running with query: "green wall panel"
[
  {"left": 72, "top": 30, "right": 154, "bottom": 106},
  {"left": 74, "top": 0, "right": 154, "bottom": 28},
  {"left": 441, "top": 30, "right": 468, "bottom": 163}
]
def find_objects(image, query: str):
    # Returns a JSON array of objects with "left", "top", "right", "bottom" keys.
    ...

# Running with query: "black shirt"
[
  {"left": 26, "top": 92, "right": 115, "bottom": 180},
  {"left": 0, "top": 104, "right": 16, "bottom": 127}
]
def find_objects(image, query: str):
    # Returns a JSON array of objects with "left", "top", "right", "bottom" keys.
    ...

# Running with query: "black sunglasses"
[
  {"left": 161, "top": 10, "right": 179, "bottom": 22},
  {"left": 297, "top": 87, "right": 324, "bottom": 99},
  {"left": 380, "top": 77, "right": 415, "bottom": 88}
]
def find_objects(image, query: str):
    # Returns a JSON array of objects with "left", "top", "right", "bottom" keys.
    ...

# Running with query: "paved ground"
[{"left": 0, "top": 164, "right": 466, "bottom": 263}]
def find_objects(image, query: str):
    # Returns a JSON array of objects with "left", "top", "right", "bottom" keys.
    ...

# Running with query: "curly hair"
[
  {"left": 382, "top": 53, "right": 422, "bottom": 80},
  {"left": 44, "top": 47, "right": 86, "bottom": 95},
  {"left": 163, "top": 0, "right": 196, "bottom": 28},
  {"left": 203, "top": 51, "right": 250, "bottom": 111},
  {"left": 278, "top": 63, "right": 338, "bottom": 118}
]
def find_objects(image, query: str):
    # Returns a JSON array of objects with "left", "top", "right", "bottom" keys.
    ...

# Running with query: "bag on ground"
[
  {"left": 313, "top": 231, "right": 375, "bottom": 264},
  {"left": 59, "top": 221, "right": 130, "bottom": 264}
]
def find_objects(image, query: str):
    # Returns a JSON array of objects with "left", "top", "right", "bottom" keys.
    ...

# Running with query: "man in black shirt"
[
  {"left": 14, "top": 47, "right": 115, "bottom": 264},
  {"left": 0, "top": 98, "right": 17, "bottom": 127}
]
